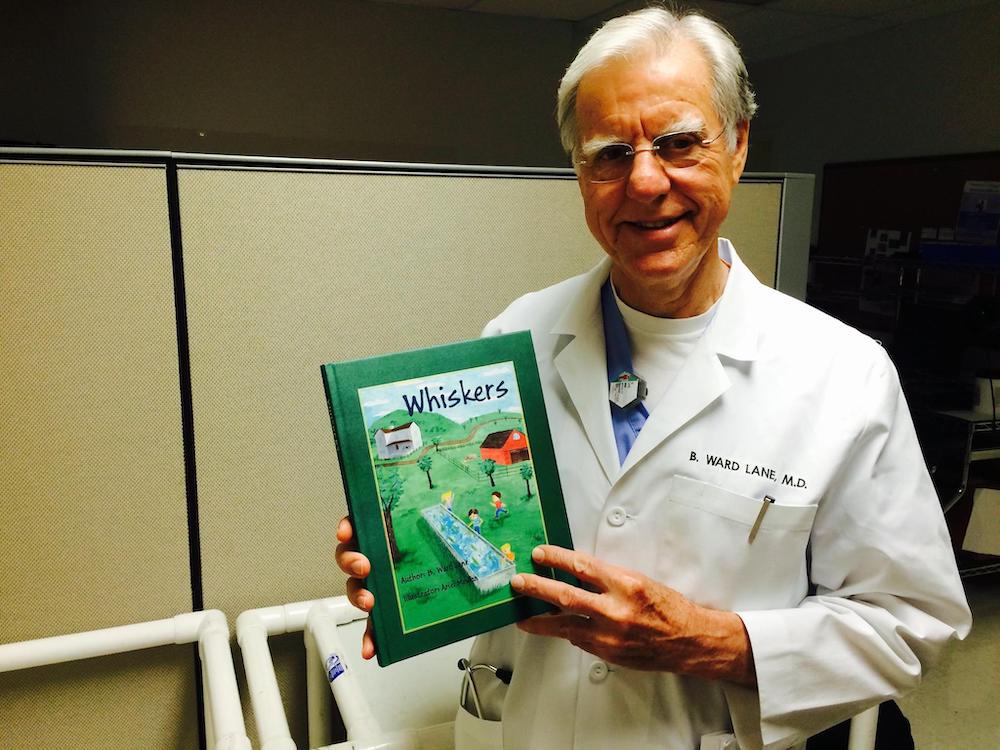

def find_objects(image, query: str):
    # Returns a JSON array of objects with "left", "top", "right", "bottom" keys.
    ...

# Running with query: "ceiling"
[{"left": 363, "top": 0, "right": 995, "bottom": 60}]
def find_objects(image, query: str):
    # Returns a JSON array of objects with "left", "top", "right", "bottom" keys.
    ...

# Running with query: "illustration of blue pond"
[{"left": 420, "top": 505, "right": 516, "bottom": 594}]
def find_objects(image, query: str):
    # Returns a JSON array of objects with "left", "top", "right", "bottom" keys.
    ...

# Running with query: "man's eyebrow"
[
  {"left": 577, "top": 135, "right": 626, "bottom": 159},
  {"left": 654, "top": 115, "right": 707, "bottom": 137}
]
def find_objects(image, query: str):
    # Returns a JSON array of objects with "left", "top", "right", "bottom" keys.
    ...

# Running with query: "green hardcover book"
[{"left": 321, "top": 331, "right": 574, "bottom": 666}]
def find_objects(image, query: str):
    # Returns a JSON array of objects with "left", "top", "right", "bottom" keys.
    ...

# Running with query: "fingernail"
[
  {"left": 351, "top": 561, "right": 366, "bottom": 576},
  {"left": 531, "top": 547, "right": 544, "bottom": 562},
  {"left": 511, "top": 574, "right": 525, "bottom": 589}
]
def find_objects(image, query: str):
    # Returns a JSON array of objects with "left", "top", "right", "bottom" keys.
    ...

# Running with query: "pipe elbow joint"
[
  {"left": 235, "top": 609, "right": 268, "bottom": 647},
  {"left": 197, "top": 609, "right": 231, "bottom": 642}
]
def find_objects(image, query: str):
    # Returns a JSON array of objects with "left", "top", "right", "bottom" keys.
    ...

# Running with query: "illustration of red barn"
[{"left": 479, "top": 429, "right": 529, "bottom": 465}]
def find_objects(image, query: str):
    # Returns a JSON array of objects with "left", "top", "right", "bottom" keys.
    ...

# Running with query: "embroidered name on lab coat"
[{"left": 689, "top": 451, "right": 808, "bottom": 489}]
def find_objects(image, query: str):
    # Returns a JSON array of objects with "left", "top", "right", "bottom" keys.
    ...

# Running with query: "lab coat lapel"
[
  {"left": 620, "top": 337, "right": 729, "bottom": 475},
  {"left": 620, "top": 243, "right": 760, "bottom": 477},
  {"left": 552, "top": 259, "right": 621, "bottom": 485}
]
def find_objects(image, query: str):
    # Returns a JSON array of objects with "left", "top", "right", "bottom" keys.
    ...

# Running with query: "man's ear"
[{"left": 731, "top": 121, "right": 750, "bottom": 183}]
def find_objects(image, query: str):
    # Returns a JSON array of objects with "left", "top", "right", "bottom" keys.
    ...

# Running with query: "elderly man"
[{"left": 337, "top": 7, "right": 970, "bottom": 749}]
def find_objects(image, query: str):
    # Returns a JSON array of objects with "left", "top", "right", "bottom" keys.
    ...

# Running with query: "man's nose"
[{"left": 625, "top": 149, "right": 671, "bottom": 202}]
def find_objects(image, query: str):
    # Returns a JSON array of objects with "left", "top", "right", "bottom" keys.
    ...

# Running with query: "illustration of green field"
[{"left": 358, "top": 364, "right": 550, "bottom": 632}]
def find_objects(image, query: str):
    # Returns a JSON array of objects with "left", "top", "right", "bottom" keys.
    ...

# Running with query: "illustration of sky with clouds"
[{"left": 359, "top": 361, "right": 522, "bottom": 428}]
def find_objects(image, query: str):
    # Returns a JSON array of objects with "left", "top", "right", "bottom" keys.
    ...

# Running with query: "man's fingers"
[
  {"left": 511, "top": 572, "right": 602, "bottom": 616},
  {"left": 334, "top": 517, "right": 370, "bottom": 578},
  {"left": 361, "top": 617, "right": 376, "bottom": 660},
  {"left": 335, "top": 545, "right": 371, "bottom": 577},
  {"left": 530, "top": 545, "right": 613, "bottom": 589},
  {"left": 336, "top": 516, "right": 355, "bottom": 544},
  {"left": 346, "top": 577, "right": 374, "bottom": 611},
  {"left": 517, "top": 612, "right": 594, "bottom": 644},
  {"left": 336, "top": 516, "right": 376, "bottom": 660}
]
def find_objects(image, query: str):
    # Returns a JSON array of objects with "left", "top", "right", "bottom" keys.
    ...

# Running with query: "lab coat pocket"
[
  {"left": 662, "top": 475, "right": 817, "bottom": 610},
  {"left": 454, "top": 704, "right": 503, "bottom": 750}
]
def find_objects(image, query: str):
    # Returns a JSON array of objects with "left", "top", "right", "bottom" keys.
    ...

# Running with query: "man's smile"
[{"left": 621, "top": 212, "right": 690, "bottom": 232}]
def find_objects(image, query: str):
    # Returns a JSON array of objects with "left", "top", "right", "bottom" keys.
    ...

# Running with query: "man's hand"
[
  {"left": 512, "top": 545, "right": 756, "bottom": 687},
  {"left": 334, "top": 516, "right": 377, "bottom": 660}
]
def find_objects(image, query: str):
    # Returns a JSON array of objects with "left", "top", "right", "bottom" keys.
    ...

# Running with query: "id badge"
[{"left": 609, "top": 371, "right": 647, "bottom": 408}]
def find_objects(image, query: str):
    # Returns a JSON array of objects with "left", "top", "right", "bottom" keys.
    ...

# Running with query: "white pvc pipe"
[
  {"left": 306, "top": 601, "right": 383, "bottom": 743},
  {"left": 306, "top": 626, "right": 334, "bottom": 748},
  {"left": 199, "top": 611, "right": 252, "bottom": 750},
  {"left": 847, "top": 705, "right": 879, "bottom": 750},
  {"left": 235, "top": 611, "right": 296, "bottom": 750},
  {"left": 0, "top": 610, "right": 251, "bottom": 750},
  {"left": 0, "top": 616, "right": 178, "bottom": 671},
  {"left": 203, "top": 656, "right": 217, "bottom": 750},
  {"left": 236, "top": 597, "right": 370, "bottom": 749}
]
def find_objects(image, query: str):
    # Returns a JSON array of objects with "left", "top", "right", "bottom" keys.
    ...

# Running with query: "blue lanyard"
[{"left": 600, "top": 279, "right": 649, "bottom": 465}]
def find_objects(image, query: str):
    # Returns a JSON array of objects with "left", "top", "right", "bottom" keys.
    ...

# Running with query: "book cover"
[{"left": 321, "top": 331, "right": 574, "bottom": 666}]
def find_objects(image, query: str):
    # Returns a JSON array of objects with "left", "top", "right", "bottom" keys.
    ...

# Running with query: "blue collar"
[{"left": 601, "top": 279, "right": 649, "bottom": 465}]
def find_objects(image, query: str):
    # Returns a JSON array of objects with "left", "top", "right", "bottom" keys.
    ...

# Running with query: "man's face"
[{"left": 574, "top": 41, "right": 748, "bottom": 311}]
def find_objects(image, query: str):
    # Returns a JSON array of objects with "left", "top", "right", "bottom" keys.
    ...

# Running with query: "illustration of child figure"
[
  {"left": 500, "top": 543, "right": 515, "bottom": 562},
  {"left": 491, "top": 491, "right": 509, "bottom": 520},
  {"left": 466, "top": 508, "right": 482, "bottom": 535},
  {"left": 441, "top": 490, "right": 454, "bottom": 514}
]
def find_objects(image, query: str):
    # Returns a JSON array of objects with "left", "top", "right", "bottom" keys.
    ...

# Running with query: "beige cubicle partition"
[
  {"left": 0, "top": 161, "right": 199, "bottom": 748},
  {"left": 1, "top": 152, "right": 808, "bottom": 749},
  {"left": 727, "top": 180, "right": 782, "bottom": 284}
]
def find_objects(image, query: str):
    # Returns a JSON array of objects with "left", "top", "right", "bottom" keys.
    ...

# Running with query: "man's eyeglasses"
[{"left": 576, "top": 130, "right": 725, "bottom": 184}]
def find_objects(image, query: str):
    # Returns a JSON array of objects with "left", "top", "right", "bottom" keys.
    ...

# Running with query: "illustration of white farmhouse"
[{"left": 374, "top": 422, "right": 423, "bottom": 459}]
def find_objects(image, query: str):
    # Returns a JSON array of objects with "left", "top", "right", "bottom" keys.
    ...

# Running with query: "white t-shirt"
[{"left": 612, "top": 284, "right": 718, "bottom": 412}]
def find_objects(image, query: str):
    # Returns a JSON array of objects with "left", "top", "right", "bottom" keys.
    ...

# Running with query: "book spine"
[
  {"left": 320, "top": 363, "right": 395, "bottom": 666},
  {"left": 320, "top": 364, "right": 350, "bottom": 507}
]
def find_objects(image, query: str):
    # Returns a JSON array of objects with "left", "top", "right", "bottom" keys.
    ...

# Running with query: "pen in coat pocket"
[{"left": 747, "top": 495, "right": 776, "bottom": 544}]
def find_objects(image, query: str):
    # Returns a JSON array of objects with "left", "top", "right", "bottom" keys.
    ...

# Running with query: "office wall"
[
  {"left": 1, "top": 0, "right": 575, "bottom": 167},
  {"left": 746, "top": 1, "right": 1000, "bottom": 243},
  {"left": 10, "top": 1, "right": 996, "bottom": 196}
]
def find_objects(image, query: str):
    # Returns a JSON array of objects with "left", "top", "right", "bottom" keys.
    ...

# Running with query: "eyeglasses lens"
[{"left": 586, "top": 132, "right": 708, "bottom": 183}]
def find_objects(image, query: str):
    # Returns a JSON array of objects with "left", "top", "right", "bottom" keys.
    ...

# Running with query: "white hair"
[{"left": 556, "top": 5, "right": 757, "bottom": 157}]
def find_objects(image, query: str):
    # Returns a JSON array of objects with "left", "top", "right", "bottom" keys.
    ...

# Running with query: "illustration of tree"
[
  {"left": 417, "top": 454, "right": 434, "bottom": 489},
  {"left": 520, "top": 463, "right": 534, "bottom": 497},
  {"left": 480, "top": 458, "right": 497, "bottom": 487},
  {"left": 432, "top": 437, "right": 441, "bottom": 452},
  {"left": 378, "top": 469, "right": 405, "bottom": 562}
]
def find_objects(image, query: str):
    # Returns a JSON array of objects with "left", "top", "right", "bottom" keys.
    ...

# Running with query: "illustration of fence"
[{"left": 430, "top": 449, "right": 475, "bottom": 478}]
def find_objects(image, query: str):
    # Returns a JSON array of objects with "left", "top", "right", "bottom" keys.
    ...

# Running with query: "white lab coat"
[{"left": 454, "top": 240, "right": 971, "bottom": 750}]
